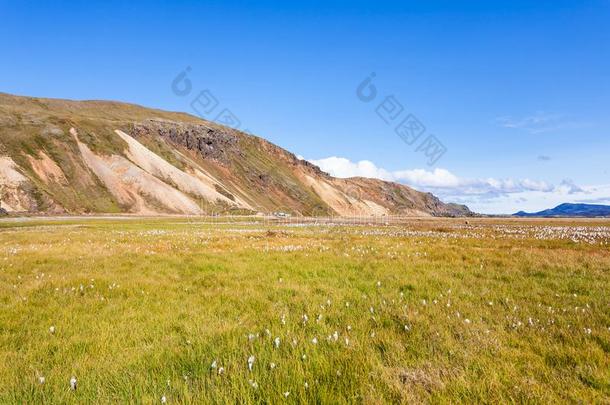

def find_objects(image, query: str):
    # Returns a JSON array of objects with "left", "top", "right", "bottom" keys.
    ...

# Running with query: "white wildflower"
[
  {"left": 274, "top": 337, "right": 280, "bottom": 348},
  {"left": 49, "top": 326, "right": 56, "bottom": 334},
  {"left": 311, "top": 337, "right": 318, "bottom": 345},
  {"left": 248, "top": 355, "right": 255, "bottom": 371},
  {"left": 70, "top": 376, "right": 77, "bottom": 391},
  {"left": 284, "top": 392, "right": 290, "bottom": 398},
  {"left": 38, "top": 376, "right": 45, "bottom": 385},
  {"left": 161, "top": 395, "right": 167, "bottom": 404}
]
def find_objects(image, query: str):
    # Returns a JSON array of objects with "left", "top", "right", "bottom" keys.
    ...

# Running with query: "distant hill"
[
  {"left": 514, "top": 203, "right": 610, "bottom": 218},
  {"left": 0, "top": 92, "right": 473, "bottom": 217}
]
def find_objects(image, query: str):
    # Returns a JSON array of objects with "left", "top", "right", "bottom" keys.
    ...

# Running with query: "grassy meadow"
[{"left": 0, "top": 217, "right": 608, "bottom": 403}]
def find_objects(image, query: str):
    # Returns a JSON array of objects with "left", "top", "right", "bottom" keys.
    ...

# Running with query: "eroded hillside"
[{"left": 0, "top": 93, "right": 472, "bottom": 217}]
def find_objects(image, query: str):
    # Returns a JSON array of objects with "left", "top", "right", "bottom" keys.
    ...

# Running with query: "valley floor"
[{"left": 0, "top": 218, "right": 609, "bottom": 403}]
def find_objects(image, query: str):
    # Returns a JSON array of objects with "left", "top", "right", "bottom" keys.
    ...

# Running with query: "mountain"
[
  {"left": 514, "top": 203, "right": 610, "bottom": 218},
  {"left": 0, "top": 92, "right": 472, "bottom": 217}
]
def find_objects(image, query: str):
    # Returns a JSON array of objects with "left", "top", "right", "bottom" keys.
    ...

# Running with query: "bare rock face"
[
  {"left": 130, "top": 120, "right": 240, "bottom": 165},
  {"left": 0, "top": 156, "right": 41, "bottom": 213}
]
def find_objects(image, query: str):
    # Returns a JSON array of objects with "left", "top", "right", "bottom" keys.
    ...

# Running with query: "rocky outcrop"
[{"left": 130, "top": 120, "right": 241, "bottom": 165}]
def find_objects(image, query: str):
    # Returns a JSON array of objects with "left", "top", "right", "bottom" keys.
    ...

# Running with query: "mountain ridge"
[
  {"left": 0, "top": 92, "right": 472, "bottom": 217},
  {"left": 514, "top": 203, "right": 610, "bottom": 218}
]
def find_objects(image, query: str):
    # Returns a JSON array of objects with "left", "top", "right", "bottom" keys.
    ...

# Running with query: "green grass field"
[{"left": 0, "top": 218, "right": 609, "bottom": 403}]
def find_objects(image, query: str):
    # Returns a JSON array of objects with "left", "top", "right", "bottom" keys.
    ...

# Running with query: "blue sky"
[{"left": 1, "top": 0, "right": 609, "bottom": 213}]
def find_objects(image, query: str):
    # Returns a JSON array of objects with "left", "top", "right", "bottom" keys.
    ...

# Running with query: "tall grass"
[{"left": 0, "top": 219, "right": 608, "bottom": 403}]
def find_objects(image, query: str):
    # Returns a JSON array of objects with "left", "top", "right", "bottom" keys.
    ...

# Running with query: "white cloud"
[
  {"left": 457, "top": 184, "right": 610, "bottom": 215},
  {"left": 308, "top": 156, "right": 603, "bottom": 214},
  {"left": 310, "top": 156, "right": 556, "bottom": 194},
  {"left": 496, "top": 112, "right": 589, "bottom": 134},
  {"left": 307, "top": 157, "right": 392, "bottom": 180}
]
